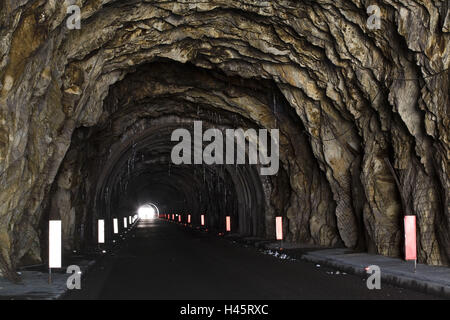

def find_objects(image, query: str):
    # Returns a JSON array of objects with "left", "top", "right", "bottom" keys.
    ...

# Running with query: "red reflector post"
[
  {"left": 276, "top": 216, "right": 283, "bottom": 240},
  {"left": 226, "top": 216, "right": 231, "bottom": 232},
  {"left": 404, "top": 215, "right": 416, "bottom": 260}
]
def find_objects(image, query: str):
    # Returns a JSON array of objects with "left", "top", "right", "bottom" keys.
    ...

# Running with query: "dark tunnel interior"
[
  {"left": 0, "top": 1, "right": 448, "bottom": 300},
  {"left": 43, "top": 61, "right": 295, "bottom": 254}
]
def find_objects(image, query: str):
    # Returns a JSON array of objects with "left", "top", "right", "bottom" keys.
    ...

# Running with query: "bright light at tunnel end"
[{"left": 138, "top": 205, "right": 156, "bottom": 220}]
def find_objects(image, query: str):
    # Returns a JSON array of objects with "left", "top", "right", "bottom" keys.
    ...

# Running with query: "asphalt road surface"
[{"left": 64, "top": 219, "right": 439, "bottom": 300}]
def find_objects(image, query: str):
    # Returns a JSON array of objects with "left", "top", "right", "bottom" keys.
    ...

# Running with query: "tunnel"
[
  {"left": 46, "top": 60, "right": 296, "bottom": 251},
  {"left": 0, "top": 0, "right": 449, "bottom": 299}
]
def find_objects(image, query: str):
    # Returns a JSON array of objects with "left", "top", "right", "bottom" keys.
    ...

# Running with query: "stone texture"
[{"left": 0, "top": 0, "right": 448, "bottom": 279}]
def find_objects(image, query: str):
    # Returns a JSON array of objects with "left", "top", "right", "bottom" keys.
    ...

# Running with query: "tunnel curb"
[{"left": 302, "top": 249, "right": 450, "bottom": 299}]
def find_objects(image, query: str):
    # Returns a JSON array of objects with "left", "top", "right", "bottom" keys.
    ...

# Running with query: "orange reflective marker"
[
  {"left": 201, "top": 215, "right": 205, "bottom": 226},
  {"left": 188, "top": 215, "right": 191, "bottom": 224},
  {"left": 404, "top": 215, "right": 416, "bottom": 260},
  {"left": 226, "top": 216, "right": 231, "bottom": 232},
  {"left": 276, "top": 216, "right": 283, "bottom": 240}
]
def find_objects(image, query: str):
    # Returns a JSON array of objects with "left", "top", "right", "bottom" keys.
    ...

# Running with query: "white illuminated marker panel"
[
  {"left": 226, "top": 216, "right": 231, "bottom": 232},
  {"left": 129, "top": 216, "right": 132, "bottom": 224},
  {"left": 201, "top": 215, "right": 205, "bottom": 226},
  {"left": 49, "top": 220, "right": 62, "bottom": 268},
  {"left": 188, "top": 215, "right": 191, "bottom": 224},
  {"left": 124, "top": 217, "right": 128, "bottom": 228},
  {"left": 276, "top": 216, "right": 283, "bottom": 240},
  {"left": 98, "top": 219, "right": 105, "bottom": 244},
  {"left": 113, "top": 218, "right": 119, "bottom": 234}
]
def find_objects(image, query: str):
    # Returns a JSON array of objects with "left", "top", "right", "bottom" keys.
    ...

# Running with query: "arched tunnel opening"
[
  {"left": 137, "top": 204, "right": 159, "bottom": 220},
  {"left": 44, "top": 60, "right": 325, "bottom": 254},
  {"left": 0, "top": 0, "right": 448, "bottom": 300}
]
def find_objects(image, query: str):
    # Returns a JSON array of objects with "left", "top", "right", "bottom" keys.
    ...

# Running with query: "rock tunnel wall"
[{"left": 0, "top": 0, "right": 448, "bottom": 278}]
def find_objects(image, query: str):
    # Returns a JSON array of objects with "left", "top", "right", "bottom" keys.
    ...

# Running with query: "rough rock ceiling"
[{"left": 0, "top": 0, "right": 448, "bottom": 280}]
